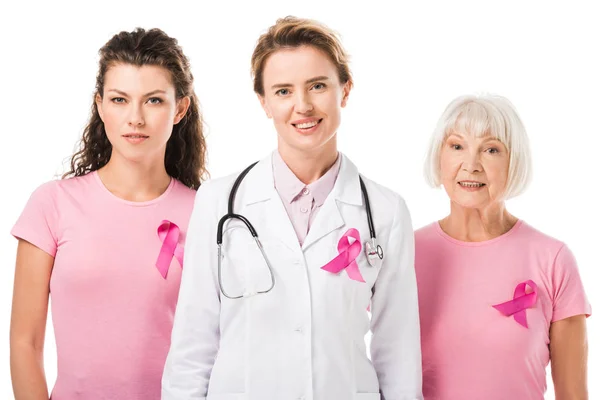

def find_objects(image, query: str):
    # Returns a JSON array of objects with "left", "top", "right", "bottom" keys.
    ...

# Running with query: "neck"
[
  {"left": 97, "top": 152, "right": 171, "bottom": 202},
  {"left": 278, "top": 138, "right": 338, "bottom": 184},
  {"left": 440, "top": 201, "right": 518, "bottom": 242}
]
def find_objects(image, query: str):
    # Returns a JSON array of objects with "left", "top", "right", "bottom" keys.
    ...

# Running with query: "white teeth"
[
  {"left": 459, "top": 182, "right": 484, "bottom": 188},
  {"left": 296, "top": 120, "right": 318, "bottom": 129}
]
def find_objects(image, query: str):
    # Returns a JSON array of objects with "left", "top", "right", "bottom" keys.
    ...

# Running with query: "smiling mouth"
[
  {"left": 292, "top": 119, "right": 323, "bottom": 129},
  {"left": 458, "top": 182, "right": 486, "bottom": 188}
]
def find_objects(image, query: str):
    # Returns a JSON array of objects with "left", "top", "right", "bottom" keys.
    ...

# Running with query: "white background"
[{"left": 0, "top": 1, "right": 598, "bottom": 398}]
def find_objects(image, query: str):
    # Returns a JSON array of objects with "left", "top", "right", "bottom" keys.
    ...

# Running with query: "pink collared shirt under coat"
[{"left": 272, "top": 150, "right": 341, "bottom": 245}]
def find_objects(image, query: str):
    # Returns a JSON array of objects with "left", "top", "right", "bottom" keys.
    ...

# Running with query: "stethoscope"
[{"left": 217, "top": 161, "right": 384, "bottom": 299}]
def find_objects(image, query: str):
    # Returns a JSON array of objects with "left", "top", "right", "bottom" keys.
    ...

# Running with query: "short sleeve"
[
  {"left": 11, "top": 182, "right": 59, "bottom": 257},
  {"left": 551, "top": 244, "right": 592, "bottom": 322}
]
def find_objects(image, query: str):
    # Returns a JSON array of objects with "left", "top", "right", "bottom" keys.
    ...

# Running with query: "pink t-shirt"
[
  {"left": 415, "top": 220, "right": 591, "bottom": 400},
  {"left": 11, "top": 171, "right": 196, "bottom": 400}
]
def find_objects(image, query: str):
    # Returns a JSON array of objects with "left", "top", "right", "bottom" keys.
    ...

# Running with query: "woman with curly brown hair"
[{"left": 9, "top": 28, "right": 207, "bottom": 399}]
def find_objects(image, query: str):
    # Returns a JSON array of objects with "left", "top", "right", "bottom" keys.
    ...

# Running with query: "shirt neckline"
[
  {"left": 434, "top": 219, "right": 524, "bottom": 247},
  {"left": 92, "top": 170, "right": 176, "bottom": 207}
]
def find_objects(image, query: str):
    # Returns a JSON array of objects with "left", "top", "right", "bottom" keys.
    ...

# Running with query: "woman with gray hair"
[{"left": 415, "top": 94, "right": 591, "bottom": 399}]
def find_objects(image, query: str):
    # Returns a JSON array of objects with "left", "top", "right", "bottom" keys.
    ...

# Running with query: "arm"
[
  {"left": 550, "top": 315, "right": 588, "bottom": 400},
  {"left": 370, "top": 198, "right": 423, "bottom": 400},
  {"left": 10, "top": 240, "right": 53, "bottom": 400},
  {"left": 548, "top": 244, "right": 592, "bottom": 400},
  {"left": 162, "top": 182, "right": 221, "bottom": 400}
]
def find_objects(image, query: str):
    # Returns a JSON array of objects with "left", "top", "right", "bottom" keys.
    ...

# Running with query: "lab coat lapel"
[
  {"left": 242, "top": 153, "right": 301, "bottom": 253},
  {"left": 301, "top": 153, "right": 363, "bottom": 251}
]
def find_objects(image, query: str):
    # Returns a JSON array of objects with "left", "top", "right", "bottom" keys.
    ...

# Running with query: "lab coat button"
[
  {"left": 300, "top": 207, "right": 308, "bottom": 213},
  {"left": 294, "top": 326, "right": 303, "bottom": 333},
  {"left": 302, "top": 187, "right": 309, "bottom": 195}
]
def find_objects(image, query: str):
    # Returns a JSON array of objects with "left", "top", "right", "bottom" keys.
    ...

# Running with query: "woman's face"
[
  {"left": 96, "top": 63, "right": 189, "bottom": 165},
  {"left": 439, "top": 131, "right": 510, "bottom": 209},
  {"left": 258, "top": 45, "right": 350, "bottom": 156}
]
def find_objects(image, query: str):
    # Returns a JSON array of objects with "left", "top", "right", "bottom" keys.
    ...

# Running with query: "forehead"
[
  {"left": 444, "top": 101, "right": 509, "bottom": 144},
  {"left": 262, "top": 45, "right": 339, "bottom": 85},
  {"left": 104, "top": 63, "right": 175, "bottom": 94}
]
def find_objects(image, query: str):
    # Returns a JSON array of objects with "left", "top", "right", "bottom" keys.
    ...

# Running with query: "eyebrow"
[
  {"left": 482, "top": 136, "right": 502, "bottom": 142},
  {"left": 106, "top": 89, "right": 167, "bottom": 97},
  {"left": 270, "top": 76, "right": 330, "bottom": 90},
  {"left": 447, "top": 133, "right": 502, "bottom": 143}
]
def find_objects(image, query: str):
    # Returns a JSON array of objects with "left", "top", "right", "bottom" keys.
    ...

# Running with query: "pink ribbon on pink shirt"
[
  {"left": 492, "top": 280, "right": 538, "bottom": 328},
  {"left": 156, "top": 220, "right": 184, "bottom": 279},
  {"left": 321, "top": 228, "right": 365, "bottom": 283}
]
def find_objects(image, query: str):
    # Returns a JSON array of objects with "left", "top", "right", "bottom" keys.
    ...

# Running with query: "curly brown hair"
[{"left": 63, "top": 28, "right": 207, "bottom": 189}]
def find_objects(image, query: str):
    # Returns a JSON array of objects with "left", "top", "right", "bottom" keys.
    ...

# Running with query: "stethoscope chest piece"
[{"left": 364, "top": 239, "right": 384, "bottom": 268}]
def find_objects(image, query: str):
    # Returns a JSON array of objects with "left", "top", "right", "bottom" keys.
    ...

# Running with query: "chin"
[
  {"left": 115, "top": 149, "right": 152, "bottom": 164},
  {"left": 456, "top": 199, "right": 493, "bottom": 209},
  {"left": 282, "top": 138, "right": 326, "bottom": 153}
]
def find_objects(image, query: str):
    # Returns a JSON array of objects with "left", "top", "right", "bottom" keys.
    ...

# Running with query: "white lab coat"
[{"left": 162, "top": 153, "right": 423, "bottom": 400}]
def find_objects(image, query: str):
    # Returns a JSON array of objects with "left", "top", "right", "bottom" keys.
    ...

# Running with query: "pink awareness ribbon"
[
  {"left": 156, "top": 220, "right": 184, "bottom": 279},
  {"left": 321, "top": 228, "right": 365, "bottom": 283},
  {"left": 492, "top": 280, "right": 538, "bottom": 328}
]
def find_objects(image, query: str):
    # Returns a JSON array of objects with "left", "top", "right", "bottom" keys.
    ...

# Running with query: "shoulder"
[
  {"left": 513, "top": 221, "right": 566, "bottom": 255},
  {"left": 340, "top": 153, "right": 407, "bottom": 212},
  {"left": 414, "top": 222, "right": 440, "bottom": 243},
  {"left": 195, "top": 171, "right": 241, "bottom": 201},
  {"left": 28, "top": 174, "right": 92, "bottom": 204},
  {"left": 170, "top": 179, "right": 199, "bottom": 204},
  {"left": 190, "top": 168, "right": 253, "bottom": 218},
  {"left": 359, "top": 174, "right": 406, "bottom": 209},
  {"left": 358, "top": 173, "right": 410, "bottom": 227}
]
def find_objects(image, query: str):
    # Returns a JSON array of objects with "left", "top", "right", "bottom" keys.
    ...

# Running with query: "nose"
[
  {"left": 294, "top": 91, "right": 314, "bottom": 114},
  {"left": 461, "top": 151, "right": 483, "bottom": 174},
  {"left": 128, "top": 104, "right": 145, "bottom": 127}
]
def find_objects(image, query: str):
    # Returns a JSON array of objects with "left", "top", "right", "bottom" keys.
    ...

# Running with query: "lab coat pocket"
[{"left": 355, "top": 393, "right": 381, "bottom": 400}]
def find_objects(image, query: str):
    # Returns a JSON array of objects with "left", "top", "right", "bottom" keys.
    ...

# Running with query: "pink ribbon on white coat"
[
  {"left": 156, "top": 220, "right": 184, "bottom": 279},
  {"left": 492, "top": 280, "right": 538, "bottom": 328},
  {"left": 321, "top": 228, "right": 365, "bottom": 283}
]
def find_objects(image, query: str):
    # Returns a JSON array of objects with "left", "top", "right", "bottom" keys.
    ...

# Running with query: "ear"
[
  {"left": 340, "top": 81, "right": 351, "bottom": 108},
  {"left": 257, "top": 93, "right": 272, "bottom": 119},
  {"left": 174, "top": 96, "right": 191, "bottom": 125},
  {"left": 95, "top": 93, "right": 105, "bottom": 121}
]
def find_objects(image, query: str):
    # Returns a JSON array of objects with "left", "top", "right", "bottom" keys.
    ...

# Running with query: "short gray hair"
[{"left": 424, "top": 94, "right": 532, "bottom": 199}]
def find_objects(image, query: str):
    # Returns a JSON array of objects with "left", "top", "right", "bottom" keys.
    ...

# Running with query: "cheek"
[
  {"left": 486, "top": 160, "right": 510, "bottom": 187},
  {"left": 321, "top": 94, "right": 342, "bottom": 117},
  {"left": 100, "top": 106, "right": 124, "bottom": 136},
  {"left": 439, "top": 153, "right": 460, "bottom": 180},
  {"left": 148, "top": 107, "right": 177, "bottom": 131},
  {"left": 270, "top": 103, "right": 291, "bottom": 124}
]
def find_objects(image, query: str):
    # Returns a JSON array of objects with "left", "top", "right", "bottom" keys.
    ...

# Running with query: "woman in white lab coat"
[{"left": 162, "top": 16, "right": 422, "bottom": 400}]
